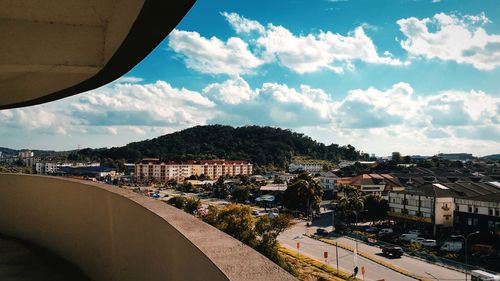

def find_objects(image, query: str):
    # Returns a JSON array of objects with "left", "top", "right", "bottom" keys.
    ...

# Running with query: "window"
[
  {"left": 474, "top": 207, "right": 478, "bottom": 214},
  {"left": 468, "top": 218, "right": 472, "bottom": 226},
  {"left": 473, "top": 218, "right": 479, "bottom": 226},
  {"left": 489, "top": 209, "right": 493, "bottom": 216},
  {"left": 468, "top": 206, "right": 473, "bottom": 213},
  {"left": 496, "top": 209, "right": 500, "bottom": 217}
]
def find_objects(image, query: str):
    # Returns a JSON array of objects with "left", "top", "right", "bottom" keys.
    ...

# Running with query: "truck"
[{"left": 440, "top": 241, "right": 463, "bottom": 252}]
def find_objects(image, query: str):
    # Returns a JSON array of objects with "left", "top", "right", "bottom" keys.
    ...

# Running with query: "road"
[
  {"left": 279, "top": 223, "right": 416, "bottom": 281},
  {"left": 279, "top": 211, "right": 466, "bottom": 281}
]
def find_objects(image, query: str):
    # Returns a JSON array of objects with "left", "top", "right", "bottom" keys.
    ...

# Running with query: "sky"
[{"left": 1, "top": 0, "right": 500, "bottom": 157}]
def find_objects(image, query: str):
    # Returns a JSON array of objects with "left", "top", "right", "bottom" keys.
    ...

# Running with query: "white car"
[{"left": 411, "top": 238, "right": 437, "bottom": 247}]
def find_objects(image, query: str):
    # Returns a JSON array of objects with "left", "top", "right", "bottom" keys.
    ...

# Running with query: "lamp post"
[{"left": 452, "top": 231, "right": 480, "bottom": 281}]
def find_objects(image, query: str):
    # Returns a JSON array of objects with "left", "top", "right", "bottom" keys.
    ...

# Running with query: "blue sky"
[{"left": 1, "top": 0, "right": 500, "bottom": 156}]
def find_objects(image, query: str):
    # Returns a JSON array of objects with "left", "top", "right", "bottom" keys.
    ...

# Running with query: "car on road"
[
  {"left": 316, "top": 228, "right": 328, "bottom": 236},
  {"left": 378, "top": 228, "right": 393, "bottom": 237},
  {"left": 365, "top": 226, "right": 379, "bottom": 233},
  {"left": 252, "top": 210, "right": 260, "bottom": 216},
  {"left": 382, "top": 245, "right": 404, "bottom": 258}
]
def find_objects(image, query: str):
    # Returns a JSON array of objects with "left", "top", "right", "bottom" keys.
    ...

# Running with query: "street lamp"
[
  {"left": 452, "top": 231, "right": 480, "bottom": 281},
  {"left": 350, "top": 210, "right": 367, "bottom": 276}
]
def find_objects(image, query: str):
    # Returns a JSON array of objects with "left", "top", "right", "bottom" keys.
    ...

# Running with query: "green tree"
[
  {"left": 284, "top": 173, "right": 323, "bottom": 216},
  {"left": 337, "top": 185, "right": 364, "bottom": 219},
  {"left": 231, "top": 185, "right": 251, "bottom": 203}
]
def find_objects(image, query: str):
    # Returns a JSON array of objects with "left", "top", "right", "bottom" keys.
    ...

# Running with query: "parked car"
[
  {"left": 440, "top": 241, "right": 463, "bottom": 252},
  {"left": 252, "top": 210, "right": 260, "bottom": 216},
  {"left": 378, "top": 228, "right": 394, "bottom": 237},
  {"left": 382, "top": 245, "right": 404, "bottom": 258},
  {"left": 408, "top": 229, "right": 423, "bottom": 236},
  {"left": 365, "top": 226, "right": 379, "bottom": 233},
  {"left": 411, "top": 238, "right": 437, "bottom": 247},
  {"left": 399, "top": 233, "right": 419, "bottom": 242}
]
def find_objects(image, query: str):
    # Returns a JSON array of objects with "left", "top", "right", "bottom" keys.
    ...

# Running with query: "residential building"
[
  {"left": 316, "top": 171, "right": 339, "bottom": 191},
  {"left": 35, "top": 162, "right": 60, "bottom": 174},
  {"left": 350, "top": 173, "right": 403, "bottom": 198},
  {"left": 454, "top": 192, "right": 500, "bottom": 236},
  {"left": 273, "top": 172, "right": 298, "bottom": 183},
  {"left": 134, "top": 159, "right": 253, "bottom": 182},
  {"left": 389, "top": 180, "right": 500, "bottom": 236},
  {"left": 288, "top": 161, "right": 323, "bottom": 173},
  {"left": 437, "top": 153, "right": 474, "bottom": 161}
]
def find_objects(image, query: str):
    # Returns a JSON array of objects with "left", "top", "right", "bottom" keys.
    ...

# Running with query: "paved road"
[
  {"left": 279, "top": 223, "right": 416, "bottom": 281},
  {"left": 279, "top": 211, "right": 466, "bottom": 281},
  {"left": 333, "top": 236, "right": 464, "bottom": 281}
]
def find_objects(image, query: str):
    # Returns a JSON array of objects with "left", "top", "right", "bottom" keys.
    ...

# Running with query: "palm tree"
[
  {"left": 336, "top": 185, "right": 364, "bottom": 219},
  {"left": 285, "top": 173, "right": 323, "bottom": 217}
]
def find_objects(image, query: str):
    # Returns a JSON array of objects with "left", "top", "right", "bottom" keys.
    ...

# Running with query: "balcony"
[{"left": 0, "top": 174, "right": 295, "bottom": 281}]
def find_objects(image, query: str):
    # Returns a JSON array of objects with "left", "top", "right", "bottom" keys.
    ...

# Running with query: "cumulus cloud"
[
  {"left": 221, "top": 12, "right": 265, "bottom": 35},
  {"left": 203, "top": 76, "right": 256, "bottom": 104},
  {"left": 168, "top": 12, "right": 408, "bottom": 75},
  {"left": 257, "top": 24, "right": 407, "bottom": 74},
  {"left": 397, "top": 12, "right": 500, "bottom": 70},
  {"left": 168, "top": 29, "right": 264, "bottom": 75},
  {"left": 1, "top": 76, "right": 498, "bottom": 154}
]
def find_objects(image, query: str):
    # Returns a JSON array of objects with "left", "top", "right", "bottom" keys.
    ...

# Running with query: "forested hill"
[{"left": 73, "top": 125, "right": 370, "bottom": 167}]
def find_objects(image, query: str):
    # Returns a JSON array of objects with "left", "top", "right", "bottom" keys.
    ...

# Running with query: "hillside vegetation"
[{"left": 74, "top": 125, "right": 369, "bottom": 168}]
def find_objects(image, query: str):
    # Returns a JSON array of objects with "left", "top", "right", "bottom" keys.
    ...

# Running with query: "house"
[
  {"left": 316, "top": 171, "right": 339, "bottom": 191},
  {"left": 350, "top": 173, "right": 403, "bottom": 198}
]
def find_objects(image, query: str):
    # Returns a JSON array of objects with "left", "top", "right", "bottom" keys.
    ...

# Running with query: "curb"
[
  {"left": 279, "top": 246, "right": 361, "bottom": 281},
  {"left": 307, "top": 235, "right": 431, "bottom": 281}
]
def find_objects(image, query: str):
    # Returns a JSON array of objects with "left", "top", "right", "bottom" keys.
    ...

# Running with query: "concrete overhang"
[{"left": 0, "top": 0, "right": 195, "bottom": 109}]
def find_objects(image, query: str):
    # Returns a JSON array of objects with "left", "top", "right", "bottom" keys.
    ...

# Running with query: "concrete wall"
[{"left": 0, "top": 174, "right": 295, "bottom": 281}]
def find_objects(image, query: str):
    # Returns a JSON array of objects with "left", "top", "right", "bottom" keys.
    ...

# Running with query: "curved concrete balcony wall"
[{"left": 0, "top": 174, "right": 296, "bottom": 281}]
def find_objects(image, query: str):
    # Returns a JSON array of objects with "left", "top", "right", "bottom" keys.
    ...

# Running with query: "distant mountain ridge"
[
  {"left": 481, "top": 154, "right": 500, "bottom": 161},
  {"left": 74, "top": 125, "right": 370, "bottom": 167}
]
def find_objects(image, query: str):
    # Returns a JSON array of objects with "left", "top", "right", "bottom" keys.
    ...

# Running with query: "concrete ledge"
[{"left": 0, "top": 174, "right": 296, "bottom": 281}]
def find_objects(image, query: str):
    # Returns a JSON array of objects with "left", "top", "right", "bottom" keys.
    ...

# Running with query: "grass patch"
[{"left": 279, "top": 246, "right": 361, "bottom": 281}]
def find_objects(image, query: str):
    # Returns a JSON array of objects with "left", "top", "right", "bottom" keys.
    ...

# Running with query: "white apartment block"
[
  {"left": 288, "top": 162, "right": 323, "bottom": 173},
  {"left": 135, "top": 159, "right": 253, "bottom": 182}
]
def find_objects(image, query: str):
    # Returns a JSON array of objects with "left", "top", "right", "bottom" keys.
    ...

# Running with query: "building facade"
[
  {"left": 134, "top": 159, "right": 253, "bottom": 182},
  {"left": 454, "top": 193, "right": 500, "bottom": 236}
]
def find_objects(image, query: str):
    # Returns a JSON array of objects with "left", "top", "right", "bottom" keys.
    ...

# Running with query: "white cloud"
[
  {"left": 168, "top": 29, "right": 264, "bottom": 75},
  {"left": 221, "top": 12, "right": 265, "bottom": 35},
  {"left": 255, "top": 21, "right": 407, "bottom": 74},
  {"left": 203, "top": 76, "right": 256, "bottom": 104},
  {"left": 114, "top": 76, "right": 144, "bottom": 84},
  {"left": 397, "top": 12, "right": 500, "bottom": 70},
  {"left": 169, "top": 13, "right": 408, "bottom": 76}
]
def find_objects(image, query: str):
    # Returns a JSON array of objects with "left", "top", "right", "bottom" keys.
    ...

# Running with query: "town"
[{"left": 2, "top": 148, "right": 499, "bottom": 280}]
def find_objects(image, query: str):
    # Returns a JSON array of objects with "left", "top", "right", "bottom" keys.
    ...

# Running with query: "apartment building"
[
  {"left": 288, "top": 162, "right": 323, "bottom": 173},
  {"left": 135, "top": 158, "right": 253, "bottom": 182},
  {"left": 454, "top": 191, "right": 500, "bottom": 235},
  {"left": 35, "top": 162, "right": 60, "bottom": 174},
  {"left": 389, "top": 180, "right": 500, "bottom": 236}
]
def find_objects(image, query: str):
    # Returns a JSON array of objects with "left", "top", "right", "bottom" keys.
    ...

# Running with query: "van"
[
  {"left": 378, "top": 228, "right": 393, "bottom": 237},
  {"left": 400, "top": 233, "right": 419, "bottom": 242},
  {"left": 440, "top": 241, "right": 463, "bottom": 252}
]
